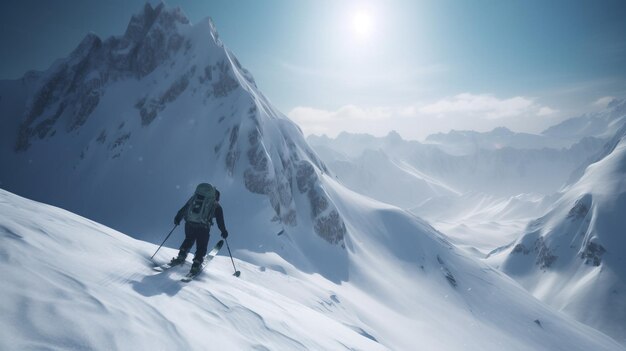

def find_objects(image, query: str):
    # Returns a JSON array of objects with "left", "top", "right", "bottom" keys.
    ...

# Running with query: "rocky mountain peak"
[
  {"left": 3, "top": 2, "right": 347, "bottom": 258},
  {"left": 123, "top": 2, "right": 189, "bottom": 43}
]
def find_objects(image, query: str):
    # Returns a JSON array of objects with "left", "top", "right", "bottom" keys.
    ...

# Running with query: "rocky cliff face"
[{"left": 16, "top": 4, "right": 190, "bottom": 150}]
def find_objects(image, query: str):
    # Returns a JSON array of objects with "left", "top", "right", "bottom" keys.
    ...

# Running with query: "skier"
[{"left": 170, "top": 183, "right": 228, "bottom": 274}]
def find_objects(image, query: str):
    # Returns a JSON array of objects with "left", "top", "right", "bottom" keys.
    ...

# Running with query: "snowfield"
[{"left": 1, "top": 188, "right": 623, "bottom": 350}]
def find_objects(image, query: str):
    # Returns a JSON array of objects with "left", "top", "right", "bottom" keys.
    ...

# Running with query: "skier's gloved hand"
[
  {"left": 221, "top": 230, "right": 228, "bottom": 239},
  {"left": 174, "top": 215, "right": 182, "bottom": 226}
]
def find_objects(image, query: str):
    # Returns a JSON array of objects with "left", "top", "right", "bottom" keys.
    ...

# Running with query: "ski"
[{"left": 181, "top": 239, "right": 224, "bottom": 282}]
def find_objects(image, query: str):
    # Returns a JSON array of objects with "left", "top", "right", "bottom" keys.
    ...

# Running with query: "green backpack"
[{"left": 185, "top": 183, "right": 217, "bottom": 226}]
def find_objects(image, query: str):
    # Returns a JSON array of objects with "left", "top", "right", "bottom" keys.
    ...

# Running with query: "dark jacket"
[{"left": 175, "top": 190, "right": 226, "bottom": 234}]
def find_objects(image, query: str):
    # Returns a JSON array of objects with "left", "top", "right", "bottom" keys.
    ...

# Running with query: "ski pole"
[
  {"left": 150, "top": 224, "right": 178, "bottom": 260},
  {"left": 225, "top": 238, "right": 241, "bottom": 277}
]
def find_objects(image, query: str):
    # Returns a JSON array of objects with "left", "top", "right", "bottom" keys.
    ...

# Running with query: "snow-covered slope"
[
  {"left": 2, "top": 188, "right": 624, "bottom": 350},
  {"left": 0, "top": 188, "right": 382, "bottom": 350},
  {"left": 488, "top": 128, "right": 626, "bottom": 345},
  {"left": 410, "top": 192, "right": 556, "bottom": 256}
]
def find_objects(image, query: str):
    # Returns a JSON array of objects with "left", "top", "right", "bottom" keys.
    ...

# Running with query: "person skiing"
[{"left": 170, "top": 183, "right": 228, "bottom": 274}]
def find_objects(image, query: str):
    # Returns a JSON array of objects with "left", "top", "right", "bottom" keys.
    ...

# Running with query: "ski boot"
[
  {"left": 169, "top": 250, "right": 187, "bottom": 266},
  {"left": 190, "top": 258, "right": 203, "bottom": 275}
]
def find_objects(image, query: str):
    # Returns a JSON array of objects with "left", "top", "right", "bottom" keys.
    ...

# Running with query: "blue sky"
[{"left": 1, "top": 0, "right": 624, "bottom": 139}]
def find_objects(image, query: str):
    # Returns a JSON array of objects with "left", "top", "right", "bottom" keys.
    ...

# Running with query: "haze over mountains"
[
  {"left": 1, "top": 2, "right": 625, "bottom": 350},
  {"left": 309, "top": 99, "right": 626, "bottom": 344}
]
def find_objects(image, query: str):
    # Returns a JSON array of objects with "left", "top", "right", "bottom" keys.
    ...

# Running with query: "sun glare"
[{"left": 352, "top": 11, "right": 373, "bottom": 38}]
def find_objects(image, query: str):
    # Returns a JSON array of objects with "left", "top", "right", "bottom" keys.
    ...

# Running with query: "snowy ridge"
[
  {"left": 541, "top": 98, "right": 626, "bottom": 140},
  {"left": 1, "top": 188, "right": 623, "bottom": 350},
  {"left": 425, "top": 127, "right": 571, "bottom": 155},
  {"left": 489, "top": 128, "right": 626, "bottom": 344}
]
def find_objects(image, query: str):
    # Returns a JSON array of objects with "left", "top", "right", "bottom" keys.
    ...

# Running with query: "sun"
[{"left": 351, "top": 11, "right": 374, "bottom": 38}]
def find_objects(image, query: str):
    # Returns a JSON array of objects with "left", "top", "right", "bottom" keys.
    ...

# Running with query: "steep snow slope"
[
  {"left": 1, "top": 188, "right": 623, "bottom": 350},
  {"left": 0, "top": 189, "right": 382, "bottom": 350},
  {"left": 488, "top": 130, "right": 626, "bottom": 345}
]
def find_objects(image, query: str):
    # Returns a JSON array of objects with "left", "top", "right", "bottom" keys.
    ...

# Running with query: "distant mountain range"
[
  {"left": 309, "top": 99, "right": 626, "bottom": 344},
  {"left": 425, "top": 100, "right": 626, "bottom": 155}
]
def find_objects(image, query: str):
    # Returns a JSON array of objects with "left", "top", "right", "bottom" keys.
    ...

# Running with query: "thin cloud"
[
  {"left": 288, "top": 93, "right": 563, "bottom": 139},
  {"left": 593, "top": 96, "right": 615, "bottom": 108},
  {"left": 288, "top": 105, "right": 396, "bottom": 136},
  {"left": 419, "top": 93, "right": 540, "bottom": 119},
  {"left": 538, "top": 106, "right": 558, "bottom": 116}
]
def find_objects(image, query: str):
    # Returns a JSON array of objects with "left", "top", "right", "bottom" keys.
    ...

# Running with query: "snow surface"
[
  {"left": 410, "top": 192, "right": 556, "bottom": 256},
  {"left": 1, "top": 188, "right": 624, "bottom": 350}
]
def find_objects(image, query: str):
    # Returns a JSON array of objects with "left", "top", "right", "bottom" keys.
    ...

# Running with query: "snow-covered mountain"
[
  {"left": 311, "top": 132, "right": 459, "bottom": 208},
  {"left": 3, "top": 187, "right": 625, "bottom": 350},
  {"left": 0, "top": 2, "right": 343, "bottom": 260},
  {"left": 425, "top": 127, "right": 571, "bottom": 156},
  {"left": 488, "top": 126, "right": 626, "bottom": 344},
  {"left": 541, "top": 98, "right": 626, "bottom": 140},
  {"left": 307, "top": 127, "right": 608, "bottom": 261},
  {"left": 308, "top": 129, "right": 604, "bottom": 200},
  {"left": 425, "top": 99, "right": 626, "bottom": 156},
  {"left": 309, "top": 100, "right": 626, "bottom": 206}
]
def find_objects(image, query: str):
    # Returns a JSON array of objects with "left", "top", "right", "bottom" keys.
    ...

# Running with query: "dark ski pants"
[{"left": 178, "top": 222, "right": 210, "bottom": 263}]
